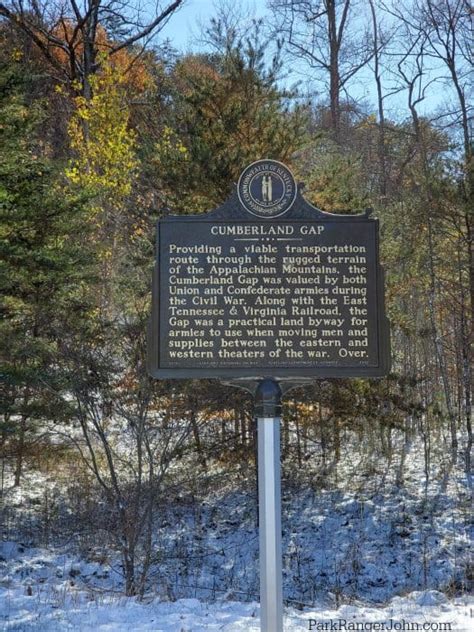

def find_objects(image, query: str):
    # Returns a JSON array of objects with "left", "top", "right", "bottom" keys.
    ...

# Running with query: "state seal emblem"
[{"left": 237, "top": 159, "right": 297, "bottom": 218}]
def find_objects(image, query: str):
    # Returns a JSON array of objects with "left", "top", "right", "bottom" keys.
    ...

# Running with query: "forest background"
[{"left": 0, "top": 0, "right": 472, "bottom": 609}]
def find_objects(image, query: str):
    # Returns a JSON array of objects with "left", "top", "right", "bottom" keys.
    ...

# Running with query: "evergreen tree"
[
  {"left": 0, "top": 55, "right": 95, "bottom": 484},
  {"left": 139, "top": 18, "right": 308, "bottom": 214}
]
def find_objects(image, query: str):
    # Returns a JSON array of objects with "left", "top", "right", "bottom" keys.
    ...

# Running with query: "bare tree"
[
  {"left": 0, "top": 0, "right": 184, "bottom": 98},
  {"left": 367, "top": 0, "right": 393, "bottom": 196},
  {"left": 385, "top": 0, "right": 472, "bottom": 311},
  {"left": 61, "top": 326, "right": 195, "bottom": 597},
  {"left": 419, "top": 0, "right": 472, "bottom": 166},
  {"left": 270, "top": 0, "right": 374, "bottom": 139},
  {"left": 386, "top": 0, "right": 471, "bottom": 469},
  {"left": 393, "top": 14, "right": 462, "bottom": 456},
  {"left": 417, "top": 0, "right": 472, "bottom": 470}
]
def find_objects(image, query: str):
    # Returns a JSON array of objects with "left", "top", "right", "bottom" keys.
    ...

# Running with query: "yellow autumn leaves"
[{"left": 66, "top": 59, "right": 138, "bottom": 207}]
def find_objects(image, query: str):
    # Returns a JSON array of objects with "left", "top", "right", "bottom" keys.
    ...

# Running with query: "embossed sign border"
[{"left": 148, "top": 167, "right": 391, "bottom": 380}]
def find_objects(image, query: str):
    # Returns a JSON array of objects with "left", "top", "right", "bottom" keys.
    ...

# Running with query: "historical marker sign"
[{"left": 148, "top": 160, "right": 390, "bottom": 380}]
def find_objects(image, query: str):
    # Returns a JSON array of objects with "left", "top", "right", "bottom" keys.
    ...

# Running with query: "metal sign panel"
[{"left": 148, "top": 160, "right": 390, "bottom": 380}]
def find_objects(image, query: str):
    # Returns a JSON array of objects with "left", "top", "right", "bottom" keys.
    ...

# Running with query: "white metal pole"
[{"left": 257, "top": 383, "right": 283, "bottom": 632}]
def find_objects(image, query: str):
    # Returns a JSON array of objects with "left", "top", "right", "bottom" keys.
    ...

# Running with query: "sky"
[
  {"left": 158, "top": 0, "right": 379, "bottom": 105},
  {"left": 157, "top": 0, "right": 452, "bottom": 120},
  {"left": 159, "top": 0, "right": 268, "bottom": 52},
  {"left": 159, "top": 0, "right": 217, "bottom": 50}
]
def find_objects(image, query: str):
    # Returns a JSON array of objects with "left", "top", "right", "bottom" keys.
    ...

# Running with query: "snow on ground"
[
  {"left": 1, "top": 590, "right": 472, "bottom": 632},
  {"left": 0, "top": 541, "right": 472, "bottom": 631},
  {"left": 1, "top": 430, "right": 472, "bottom": 630},
  {"left": 0, "top": 555, "right": 472, "bottom": 632}
]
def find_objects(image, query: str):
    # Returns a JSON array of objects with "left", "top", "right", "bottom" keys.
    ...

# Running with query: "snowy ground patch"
[
  {"left": 1, "top": 431, "right": 471, "bottom": 630},
  {"left": 0, "top": 586, "right": 472, "bottom": 631},
  {"left": 1, "top": 543, "right": 472, "bottom": 632}
]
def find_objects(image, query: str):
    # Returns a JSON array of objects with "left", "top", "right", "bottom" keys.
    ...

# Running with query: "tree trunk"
[
  {"left": 327, "top": 0, "right": 340, "bottom": 140},
  {"left": 368, "top": 0, "right": 387, "bottom": 196},
  {"left": 191, "top": 410, "right": 206, "bottom": 470},
  {"left": 294, "top": 400, "right": 302, "bottom": 468},
  {"left": 14, "top": 415, "right": 27, "bottom": 487}
]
